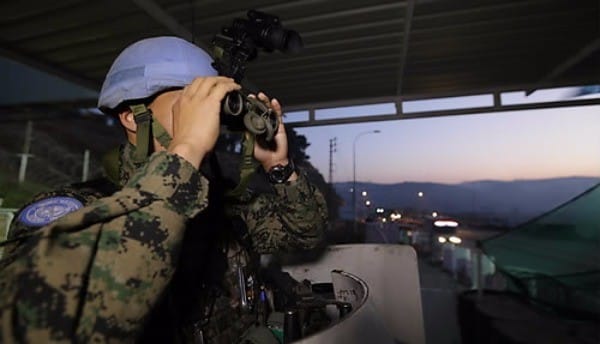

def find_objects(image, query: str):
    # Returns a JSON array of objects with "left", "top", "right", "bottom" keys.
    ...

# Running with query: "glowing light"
[
  {"left": 438, "top": 236, "right": 447, "bottom": 243},
  {"left": 365, "top": 200, "right": 371, "bottom": 206},
  {"left": 382, "top": 218, "right": 387, "bottom": 223},
  {"left": 432, "top": 212, "right": 438, "bottom": 218},
  {"left": 417, "top": 192, "right": 424, "bottom": 197},
  {"left": 449, "top": 236, "right": 462, "bottom": 244},
  {"left": 376, "top": 207, "right": 385, "bottom": 214},
  {"left": 434, "top": 220, "right": 459, "bottom": 228},
  {"left": 362, "top": 191, "right": 368, "bottom": 197},
  {"left": 390, "top": 213, "right": 402, "bottom": 221}
]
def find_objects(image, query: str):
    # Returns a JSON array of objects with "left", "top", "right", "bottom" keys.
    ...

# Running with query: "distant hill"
[{"left": 335, "top": 177, "right": 599, "bottom": 225}]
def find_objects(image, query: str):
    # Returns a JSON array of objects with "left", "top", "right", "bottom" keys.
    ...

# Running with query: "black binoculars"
[{"left": 220, "top": 90, "right": 279, "bottom": 141}]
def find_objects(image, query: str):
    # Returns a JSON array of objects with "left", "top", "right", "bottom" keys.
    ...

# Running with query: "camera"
[
  {"left": 231, "top": 10, "right": 303, "bottom": 56},
  {"left": 212, "top": 10, "right": 303, "bottom": 141}
]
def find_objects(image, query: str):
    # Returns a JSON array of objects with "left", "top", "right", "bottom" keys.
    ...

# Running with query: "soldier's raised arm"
[{"left": 237, "top": 92, "right": 328, "bottom": 253}]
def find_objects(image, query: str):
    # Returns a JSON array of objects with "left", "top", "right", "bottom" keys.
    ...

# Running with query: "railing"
[
  {"left": 1, "top": 122, "right": 104, "bottom": 188},
  {"left": 436, "top": 243, "right": 503, "bottom": 291},
  {"left": 365, "top": 222, "right": 507, "bottom": 291}
]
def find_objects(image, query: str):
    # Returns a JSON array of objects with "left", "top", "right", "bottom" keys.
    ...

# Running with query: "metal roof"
[{"left": 0, "top": 0, "right": 599, "bottom": 122}]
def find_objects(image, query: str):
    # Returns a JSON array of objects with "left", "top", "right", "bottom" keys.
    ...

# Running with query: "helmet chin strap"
[
  {"left": 129, "top": 104, "right": 173, "bottom": 163},
  {"left": 226, "top": 132, "right": 257, "bottom": 200}
]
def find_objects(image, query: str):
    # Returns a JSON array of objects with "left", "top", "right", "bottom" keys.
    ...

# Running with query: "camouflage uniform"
[{"left": 0, "top": 143, "right": 327, "bottom": 343}]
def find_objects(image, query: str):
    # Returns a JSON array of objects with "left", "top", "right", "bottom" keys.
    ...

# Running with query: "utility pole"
[
  {"left": 17, "top": 121, "right": 34, "bottom": 184},
  {"left": 328, "top": 137, "right": 337, "bottom": 184}
]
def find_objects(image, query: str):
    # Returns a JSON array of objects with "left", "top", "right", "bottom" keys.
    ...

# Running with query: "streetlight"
[{"left": 353, "top": 130, "right": 380, "bottom": 234}]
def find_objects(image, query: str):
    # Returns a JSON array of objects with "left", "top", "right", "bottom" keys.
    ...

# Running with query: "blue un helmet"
[
  {"left": 98, "top": 36, "right": 218, "bottom": 164},
  {"left": 98, "top": 36, "right": 218, "bottom": 111}
]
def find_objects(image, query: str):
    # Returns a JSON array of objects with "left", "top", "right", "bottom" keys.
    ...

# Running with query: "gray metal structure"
[
  {"left": 0, "top": 0, "right": 598, "bottom": 126},
  {"left": 284, "top": 244, "right": 425, "bottom": 343}
]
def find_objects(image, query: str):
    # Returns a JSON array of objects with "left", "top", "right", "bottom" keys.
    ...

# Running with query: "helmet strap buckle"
[{"left": 130, "top": 104, "right": 153, "bottom": 163}]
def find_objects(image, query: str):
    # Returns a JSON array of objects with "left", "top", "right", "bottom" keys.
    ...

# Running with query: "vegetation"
[{"left": 0, "top": 171, "right": 49, "bottom": 209}]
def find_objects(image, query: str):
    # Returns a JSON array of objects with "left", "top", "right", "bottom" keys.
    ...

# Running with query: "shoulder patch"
[{"left": 18, "top": 197, "right": 83, "bottom": 227}]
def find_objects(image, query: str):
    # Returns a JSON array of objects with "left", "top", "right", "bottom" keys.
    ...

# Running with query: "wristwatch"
[{"left": 266, "top": 159, "right": 296, "bottom": 184}]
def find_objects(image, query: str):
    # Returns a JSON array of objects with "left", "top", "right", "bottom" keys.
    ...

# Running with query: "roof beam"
[
  {"left": 526, "top": 37, "right": 600, "bottom": 95},
  {"left": 284, "top": 78, "right": 599, "bottom": 112},
  {"left": 252, "top": 44, "right": 398, "bottom": 68},
  {"left": 285, "top": 2, "right": 408, "bottom": 26},
  {"left": 174, "top": 2, "right": 408, "bottom": 28},
  {"left": 396, "top": 0, "right": 415, "bottom": 96},
  {"left": 307, "top": 32, "right": 403, "bottom": 49},
  {"left": 5, "top": 83, "right": 598, "bottom": 123},
  {"left": 0, "top": 40, "right": 101, "bottom": 91},
  {"left": 288, "top": 97, "right": 600, "bottom": 128},
  {"left": 129, "top": 0, "right": 210, "bottom": 50},
  {"left": 168, "top": 0, "right": 323, "bottom": 26}
]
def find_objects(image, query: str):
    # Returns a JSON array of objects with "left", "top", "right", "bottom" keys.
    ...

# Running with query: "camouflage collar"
[{"left": 119, "top": 143, "right": 145, "bottom": 186}]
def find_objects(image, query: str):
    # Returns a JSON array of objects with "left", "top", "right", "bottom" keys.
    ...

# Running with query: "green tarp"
[{"left": 481, "top": 183, "right": 600, "bottom": 317}]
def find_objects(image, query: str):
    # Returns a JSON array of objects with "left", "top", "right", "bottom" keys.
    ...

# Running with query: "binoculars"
[
  {"left": 221, "top": 90, "right": 279, "bottom": 141},
  {"left": 212, "top": 10, "right": 303, "bottom": 141}
]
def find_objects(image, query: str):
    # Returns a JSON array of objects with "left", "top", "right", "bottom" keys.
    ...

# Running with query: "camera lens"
[
  {"left": 283, "top": 30, "right": 303, "bottom": 53},
  {"left": 263, "top": 27, "right": 303, "bottom": 53}
]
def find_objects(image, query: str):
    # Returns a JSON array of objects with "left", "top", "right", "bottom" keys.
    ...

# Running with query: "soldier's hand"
[
  {"left": 251, "top": 92, "right": 297, "bottom": 181},
  {"left": 169, "top": 77, "right": 241, "bottom": 168}
]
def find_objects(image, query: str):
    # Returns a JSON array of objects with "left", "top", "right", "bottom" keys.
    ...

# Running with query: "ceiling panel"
[{"left": 0, "top": 0, "right": 597, "bottom": 114}]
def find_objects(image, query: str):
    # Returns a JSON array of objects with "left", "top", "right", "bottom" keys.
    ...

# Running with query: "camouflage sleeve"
[
  {"left": 0, "top": 152, "right": 208, "bottom": 343},
  {"left": 5, "top": 182, "right": 108, "bottom": 243},
  {"left": 242, "top": 172, "right": 328, "bottom": 254}
]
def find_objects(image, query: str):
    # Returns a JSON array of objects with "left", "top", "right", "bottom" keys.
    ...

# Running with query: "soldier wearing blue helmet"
[{"left": 0, "top": 36, "right": 327, "bottom": 343}]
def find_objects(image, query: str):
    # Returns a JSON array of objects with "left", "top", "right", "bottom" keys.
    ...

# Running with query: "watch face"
[
  {"left": 269, "top": 165, "right": 287, "bottom": 183},
  {"left": 268, "top": 162, "right": 294, "bottom": 184}
]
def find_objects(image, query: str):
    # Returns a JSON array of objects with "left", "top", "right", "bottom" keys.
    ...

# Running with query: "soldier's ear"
[{"left": 118, "top": 110, "right": 137, "bottom": 133}]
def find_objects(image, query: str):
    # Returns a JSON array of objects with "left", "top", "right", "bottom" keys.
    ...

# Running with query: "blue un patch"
[{"left": 18, "top": 197, "right": 83, "bottom": 227}]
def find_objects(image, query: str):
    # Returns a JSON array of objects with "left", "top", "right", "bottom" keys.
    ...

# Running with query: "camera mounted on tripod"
[{"left": 211, "top": 10, "right": 303, "bottom": 141}]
